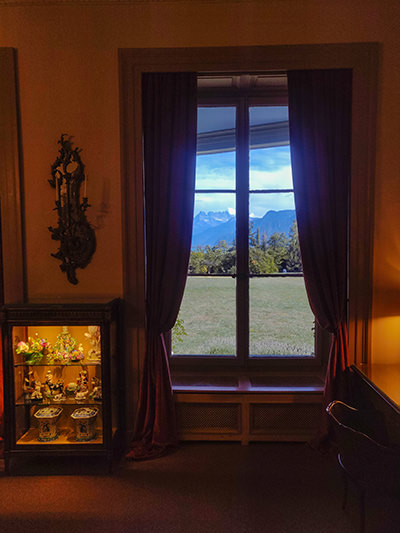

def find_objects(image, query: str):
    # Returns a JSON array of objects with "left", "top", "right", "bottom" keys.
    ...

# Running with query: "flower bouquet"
[{"left": 16, "top": 334, "right": 51, "bottom": 365}]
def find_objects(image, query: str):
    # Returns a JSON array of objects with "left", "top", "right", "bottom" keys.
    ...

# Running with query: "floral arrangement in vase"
[{"left": 16, "top": 334, "right": 51, "bottom": 365}]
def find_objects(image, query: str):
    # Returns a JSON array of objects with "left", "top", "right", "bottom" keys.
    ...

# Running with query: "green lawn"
[{"left": 172, "top": 276, "right": 315, "bottom": 357}]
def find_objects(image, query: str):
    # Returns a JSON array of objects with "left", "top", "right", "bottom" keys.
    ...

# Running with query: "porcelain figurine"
[
  {"left": 90, "top": 377, "right": 102, "bottom": 401},
  {"left": 70, "top": 343, "right": 85, "bottom": 363},
  {"left": 52, "top": 379, "right": 66, "bottom": 402},
  {"left": 23, "top": 371, "right": 36, "bottom": 401},
  {"left": 30, "top": 380, "right": 43, "bottom": 402},
  {"left": 75, "top": 370, "right": 89, "bottom": 401},
  {"left": 65, "top": 382, "right": 77, "bottom": 396},
  {"left": 52, "top": 326, "right": 78, "bottom": 364},
  {"left": 44, "top": 370, "right": 55, "bottom": 398},
  {"left": 84, "top": 325, "right": 101, "bottom": 362}
]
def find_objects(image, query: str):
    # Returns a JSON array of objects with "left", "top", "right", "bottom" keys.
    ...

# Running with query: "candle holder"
[{"left": 48, "top": 134, "right": 96, "bottom": 285}]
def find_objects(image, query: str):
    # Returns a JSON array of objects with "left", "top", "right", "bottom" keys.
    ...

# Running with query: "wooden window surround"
[{"left": 119, "top": 43, "right": 378, "bottom": 405}]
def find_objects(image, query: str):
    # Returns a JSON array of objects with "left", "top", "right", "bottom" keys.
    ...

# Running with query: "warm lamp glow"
[{"left": 371, "top": 316, "right": 400, "bottom": 364}]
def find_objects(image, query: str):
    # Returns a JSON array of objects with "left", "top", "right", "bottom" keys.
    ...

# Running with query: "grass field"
[{"left": 172, "top": 276, "right": 315, "bottom": 357}]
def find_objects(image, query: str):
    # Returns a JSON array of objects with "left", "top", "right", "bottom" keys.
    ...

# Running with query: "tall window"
[{"left": 172, "top": 75, "right": 315, "bottom": 366}]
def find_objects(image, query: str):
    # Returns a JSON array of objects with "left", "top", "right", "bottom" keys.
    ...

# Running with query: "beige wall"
[{"left": 0, "top": 0, "right": 399, "bottom": 362}]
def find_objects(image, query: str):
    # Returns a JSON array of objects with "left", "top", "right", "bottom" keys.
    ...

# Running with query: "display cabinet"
[{"left": 1, "top": 299, "right": 123, "bottom": 473}]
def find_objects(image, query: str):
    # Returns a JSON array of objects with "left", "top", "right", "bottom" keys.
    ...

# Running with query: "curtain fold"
[
  {"left": 0, "top": 331, "right": 3, "bottom": 458},
  {"left": 126, "top": 72, "right": 197, "bottom": 460},
  {"left": 287, "top": 69, "right": 352, "bottom": 448}
]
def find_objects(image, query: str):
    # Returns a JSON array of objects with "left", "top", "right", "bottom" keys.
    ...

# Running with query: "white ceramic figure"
[
  {"left": 53, "top": 379, "right": 66, "bottom": 402},
  {"left": 84, "top": 326, "right": 101, "bottom": 362},
  {"left": 44, "top": 370, "right": 55, "bottom": 398},
  {"left": 75, "top": 370, "right": 89, "bottom": 401},
  {"left": 30, "top": 381, "right": 43, "bottom": 401}
]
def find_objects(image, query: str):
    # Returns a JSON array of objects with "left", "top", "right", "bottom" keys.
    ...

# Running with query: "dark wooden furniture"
[
  {"left": 351, "top": 364, "right": 400, "bottom": 447},
  {"left": 327, "top": 400, "right": 400, "bottom": 533},
  {"left": 1, "top": 300, "right": 123, "bottom": 474}
]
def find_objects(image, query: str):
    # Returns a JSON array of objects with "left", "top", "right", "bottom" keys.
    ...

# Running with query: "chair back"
[{"left": 326, "top": 401, "right": 400, "bottom": 494}]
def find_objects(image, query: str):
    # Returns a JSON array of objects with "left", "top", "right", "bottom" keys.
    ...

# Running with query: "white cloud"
[{"left": 249, "top": 166, "right": 293, "bottom": 190}]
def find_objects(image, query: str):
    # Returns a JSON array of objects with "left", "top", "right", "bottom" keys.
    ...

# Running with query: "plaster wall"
[{"left": 0, "top": 0, "right": 399, "bottom": 362}]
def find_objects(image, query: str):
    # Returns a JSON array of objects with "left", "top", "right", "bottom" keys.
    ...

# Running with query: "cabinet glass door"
[{"left": 12, "top": 325, "right": 103, "bottom": 445}]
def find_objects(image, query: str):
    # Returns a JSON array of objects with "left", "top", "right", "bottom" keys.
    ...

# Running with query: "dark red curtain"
[
  {"left": 0, "top": 214, "right": 3, "bottom": 458},
  {"left": 0, "top": 330, "right": 3, "bottom": 458},
  {"left": 126, "top": 73, "right": 197, "bottom": 460},
  {"left": 287, "top": 69, "right": 352, "bottom": 447}
]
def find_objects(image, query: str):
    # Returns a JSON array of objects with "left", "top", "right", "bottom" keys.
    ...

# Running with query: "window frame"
[{"left": 170, "top": 85, "right": 327, "bottom": 371}]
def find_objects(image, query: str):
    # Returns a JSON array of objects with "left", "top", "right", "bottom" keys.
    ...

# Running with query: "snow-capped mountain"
[{"left": 191, "top": 209, "right": 296, "bottom": 249}]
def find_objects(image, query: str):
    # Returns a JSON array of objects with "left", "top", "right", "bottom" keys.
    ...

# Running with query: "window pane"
[
  {"left": 172, "top": 277, "right": 236, "bottom": 356},
  {"left": 196, "top": 107, "right": 236, "bottom": 190},
  {"left": 191, "top": 193, "right": 236, "bottom": 266},
  {"left": 249, "top": 106, "right": 291, "bottom": 190},
  {"left": 249, "top": 193, "right": 298, "bottom": 274},
  {"left": 249, "top": 277, "right": 314, "bottom": 357}
]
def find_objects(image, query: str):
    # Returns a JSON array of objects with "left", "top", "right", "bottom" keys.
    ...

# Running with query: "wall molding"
[
  {"left": 0, "top": 0, "right": 254, "bottom": 6},
  {"left": 0, "top": 48, "right": 25, "bottom": 304}
]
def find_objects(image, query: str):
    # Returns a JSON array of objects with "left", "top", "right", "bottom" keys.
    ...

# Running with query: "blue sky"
[{"left": 194, "top": 145, "right": 295, "bottom": 217}]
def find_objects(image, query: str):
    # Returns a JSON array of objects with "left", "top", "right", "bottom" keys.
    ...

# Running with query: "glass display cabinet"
[{"left": 1, "top": 299, "right": 122, "bottom": 473}]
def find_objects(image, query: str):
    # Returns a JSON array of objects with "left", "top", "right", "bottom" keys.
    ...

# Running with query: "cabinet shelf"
[
  {"left": 17, "top": 428, "right": 103, "bottom": 446},
  {"left": 14, "top": 362, "right": 101, "bottom": 367},
  {"left": 15, "top": 398, "right": 103, "bottom": 407}
]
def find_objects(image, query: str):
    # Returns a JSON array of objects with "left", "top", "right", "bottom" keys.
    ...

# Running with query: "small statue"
[
  {"left": 65, "top": 382, "right": 77, "bottom": 397},
  {"left": 90, "top": 377, "right": 102, "bottom": 402},
  {"left": 84, "top": 326, "right": 101, "bottom": 362},
  {"left": 30, "top": 380, "right": 43, "bottom": 402},
  {"left": 52, "top": 326, "right": 78, "bottom": 364},
  {"left": 53, "top": 379, "right": 66, "bottom": 402},
  {"left": 70, "top": 343, "right": 85, "bottom": 363},
  {"left": 23, "top": 371, "right": 36, "bottom": 401},
  {"left": 75, "top": 370, "right": 89, "bottom": 401},
  {"left": 44, "top": 370, "right": 55, "bottom": 398}
]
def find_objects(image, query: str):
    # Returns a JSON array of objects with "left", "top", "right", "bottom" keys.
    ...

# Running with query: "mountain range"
[{"left": 192, "top": 209, "right": 296, "bottom": 249}]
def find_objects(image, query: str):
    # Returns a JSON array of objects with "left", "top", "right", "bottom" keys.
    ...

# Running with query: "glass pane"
[
  {"left": 172, "top": 277, "right": 236, "bottom": 356},
  {"left": 249, "top": 277, "right": 314, "bottom": 357},
  {"left": 12, "top": 325, "right": 103, "bottom": 445},
  {"left": 249, "top": 193, "right": 299, "bottom": 274},
  {"left": 191, "top": 193, "right": 236, "bottom": 270},
  {"left": 249, "top": 106, "right": 291, "bottom": 190},
  {"left": 196, "top": 107, "right": 236, "bottom": 190}
]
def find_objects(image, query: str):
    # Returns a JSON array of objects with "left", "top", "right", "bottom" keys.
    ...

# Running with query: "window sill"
[{"left": 172, "top": 374, "right": 324, "bottom": 394}]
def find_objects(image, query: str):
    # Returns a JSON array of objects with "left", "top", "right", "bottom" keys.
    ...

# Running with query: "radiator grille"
[
  {"left": 251, "top": 403, "right": 320, "bottom": 432},
  {"left": 177, "top": 403, "right": 240, "bottom": 432}
]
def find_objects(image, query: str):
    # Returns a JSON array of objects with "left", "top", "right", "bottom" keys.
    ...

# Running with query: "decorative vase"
[
  {"left": 34, "top": 406, "right": 63, "bottom": 441},
  {"left": 71, "top": 407, "right": 99, "bottom": 441},
  {"left": 71, "top": 407, "right": 98, "bottom": 441}
]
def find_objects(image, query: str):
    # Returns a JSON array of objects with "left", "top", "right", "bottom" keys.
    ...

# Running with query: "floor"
[{"left": 0, "top": 442, "right": 399, "bottom": 532}]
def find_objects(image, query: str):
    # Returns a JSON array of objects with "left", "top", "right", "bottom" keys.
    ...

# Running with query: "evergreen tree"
[
  {"left": 267, "top": 232, "right": 289, "bottom": 272},
  {"left": 286, "top": 220, "right": 302, "bottom": 272}
]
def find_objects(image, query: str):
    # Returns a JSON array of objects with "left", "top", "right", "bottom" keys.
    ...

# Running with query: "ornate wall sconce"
[{"left": 48, "top": 134, "right": 96, "bottom": 285}]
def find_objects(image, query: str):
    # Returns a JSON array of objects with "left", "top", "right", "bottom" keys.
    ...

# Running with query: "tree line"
[{"left": 189, "top": 221, "right": 302, "bottom": 275}]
